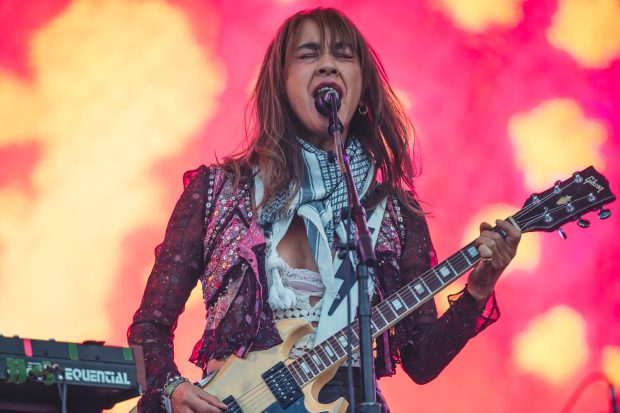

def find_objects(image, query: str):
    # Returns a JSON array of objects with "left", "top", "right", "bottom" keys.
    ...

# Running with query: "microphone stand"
[{"left": 326, "top": 97, "right": 381, "bottom": 413}]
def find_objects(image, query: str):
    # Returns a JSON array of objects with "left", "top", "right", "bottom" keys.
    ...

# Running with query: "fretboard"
[{"left": 286, "top": 240, "right": 482, "bottom": 387}]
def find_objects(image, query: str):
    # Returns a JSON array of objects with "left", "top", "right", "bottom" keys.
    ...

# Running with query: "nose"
[{"left": 316, "top": 53, "right": 338, "bottom": 76}]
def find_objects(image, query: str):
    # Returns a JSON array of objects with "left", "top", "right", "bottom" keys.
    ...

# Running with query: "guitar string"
[
  {"left": 235, "top": 385, "right": 276, "bottom": 412},
  {"left": 230, "top": 350, "right": 343, "bottom": 411},
  {"left": 224, "top": 359, "right": 319, "bottom": 411},
  {"left": 373, "top": 179, "right": 590, "bottom": 331},
  {"left": 228, "top": 333, "right": 362, "bottom": 411},
  {"left": 228, "top": 377, "right": 284, "bottom": 411},
  {"left": 222, "top": 178, "right": 591, "bottom": 411},
  {"left": 231, "top": 376, "right": 293, "bottom": 412},
  {"left": 218, "top": 323, "right": 359, "bottom": 409},
  {"left": 515, "top": 193, "right": 595, "bottom": 230},
  {"left": 512, "top": 177, "right": 581, "bottom": 220}
]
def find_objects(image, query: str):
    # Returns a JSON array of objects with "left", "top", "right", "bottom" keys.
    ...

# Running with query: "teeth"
[{"left": 316, "top": 86, "right": 339, "bottom": 96}]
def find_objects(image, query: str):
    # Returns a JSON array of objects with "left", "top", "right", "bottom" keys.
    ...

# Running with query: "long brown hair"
[{"left": 223, "top": 7, "right": 420, "bottom": 212}]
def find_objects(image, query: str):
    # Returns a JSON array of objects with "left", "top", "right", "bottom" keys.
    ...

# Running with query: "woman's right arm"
[{"left": 127, "top": 166, "right": 211, "bottom": 412}]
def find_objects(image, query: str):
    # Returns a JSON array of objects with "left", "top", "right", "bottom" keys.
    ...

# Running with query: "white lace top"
[
  {"left": 272, "top": 258, "right": 360, "bottom": 366},
  {"left": 273, "top": 263, "right": 325, "bottom": 358}
]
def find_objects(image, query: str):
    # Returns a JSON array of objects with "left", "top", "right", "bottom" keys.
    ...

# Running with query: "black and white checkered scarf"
[{"left": 257, "top": 136, "right": 374, "bottom": 309}]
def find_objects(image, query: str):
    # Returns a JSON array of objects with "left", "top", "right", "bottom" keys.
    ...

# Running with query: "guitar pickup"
[{"left": 262, "top": 362, "right": 303, "bottom": 409}]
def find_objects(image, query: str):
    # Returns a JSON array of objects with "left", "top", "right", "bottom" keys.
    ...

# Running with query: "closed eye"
[
  {"left": 335, "top": 52, "right": 354, "bottom": 59},
  {"left": 298, "top": 53, "right": 318, "bottom": 59}
]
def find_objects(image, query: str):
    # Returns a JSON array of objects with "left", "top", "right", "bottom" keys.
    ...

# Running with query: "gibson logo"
[{"left": 585, "top": 176, "right": 604, "bottom": 193}]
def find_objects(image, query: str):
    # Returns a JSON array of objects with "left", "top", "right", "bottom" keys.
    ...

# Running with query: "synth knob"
[
  {"left": 558, "top": 228, "right": 567, "bottom": 239},
  {"left": 598, "top": 208, "right": 611, "bottom": 219},
  {"left": 577, "top": 218, "right": 591, "bottom": 228}
]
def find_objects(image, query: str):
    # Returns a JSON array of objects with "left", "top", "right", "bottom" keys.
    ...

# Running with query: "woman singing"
[{"left": 128, "top": 7, "right": 521, "bottom": 413}]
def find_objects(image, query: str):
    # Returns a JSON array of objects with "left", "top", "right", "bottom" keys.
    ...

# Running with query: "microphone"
[{"left": 315, "top": 87, "right": 341, "bottom": 116}]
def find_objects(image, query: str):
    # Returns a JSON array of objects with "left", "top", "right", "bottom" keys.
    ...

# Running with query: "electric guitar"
[{"left": 133, "top": 166, "right": 616, "bottom": 413}]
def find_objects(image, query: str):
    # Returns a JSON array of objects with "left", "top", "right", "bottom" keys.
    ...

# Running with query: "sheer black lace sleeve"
[
  {"left": 127, "top": 166, "right": 210, "bottom": 412},
  {"left": 395, "top": 201, "right": 500, "bottom": 384}
]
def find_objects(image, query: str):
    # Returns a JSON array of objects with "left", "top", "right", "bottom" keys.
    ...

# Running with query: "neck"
[{"left": 302, "top": 126, "right": 349, "bottom": 152}]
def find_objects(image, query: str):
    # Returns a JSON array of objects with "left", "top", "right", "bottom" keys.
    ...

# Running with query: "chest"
[{"left": 275, "top": 215, "right": 320, "bottom": 272}]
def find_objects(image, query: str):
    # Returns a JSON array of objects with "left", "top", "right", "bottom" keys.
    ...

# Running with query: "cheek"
[{"left": 286, "top": 74, "right": 310, "bottom": 109}]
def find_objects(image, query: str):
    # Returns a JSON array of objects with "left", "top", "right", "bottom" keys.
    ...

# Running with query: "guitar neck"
[
  {"left": 284, "top": 165, "right": 616, "bottom": 389},
  {"left": 286, "top": 240, "right": 482, "bottom": 387}
]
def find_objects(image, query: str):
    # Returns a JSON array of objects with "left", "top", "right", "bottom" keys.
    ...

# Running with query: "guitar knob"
[
  {"left": 558, "top": 228, "right": 567, "bottom": 239},
  {"left": 577, "top": 218, "right": 591, "bottom": 228},
  {"left": 598, "top": 208, "right": 611, "bottom": 219}
]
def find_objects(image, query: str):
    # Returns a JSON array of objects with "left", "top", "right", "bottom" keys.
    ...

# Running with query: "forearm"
[
  {"left": 127, "top": 166, "right": 210, "bottom": 411},
  {"left": 400, "top": 289, "right": 499, "bottom": 384}
]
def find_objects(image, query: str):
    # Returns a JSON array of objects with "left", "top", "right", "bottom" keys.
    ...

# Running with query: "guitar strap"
[{"left": 313, "top": 196, "right": 386, "bottom": 346}]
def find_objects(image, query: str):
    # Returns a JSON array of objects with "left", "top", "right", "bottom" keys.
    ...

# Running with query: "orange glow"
[
  {"left": 512, "top": 305, "right": 589, "bottom": 385},
  {"left": 508, "top": 99, "right": 607, "bottom": 191},
  {"left": 0, "top": 1, "right": 617, "bottom": 412},
  {"left": 547, "top": 0, "right": 620, "bottom": 68}
]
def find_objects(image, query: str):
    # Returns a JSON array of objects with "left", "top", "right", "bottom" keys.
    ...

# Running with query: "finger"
[
  {"left": 479, "top": 223, "right": 517, "bottom": 259},
  {"left": 491, "top": 221, "right": 520, "bottom": 260},
  {"left": 496, "top": 219, "right": 521, "bottom": 247},
  {"left": 197, "top": 390, "right": 229, "bottom": 410},
  {"left": 478, "top": 243, "right": 493, "bottom": 261},
  {"left": 186, "top": 398, "right": 223, "bottom": 413},
  {"left": 479, "top": 221, "right": 493, "bottom": 232}
]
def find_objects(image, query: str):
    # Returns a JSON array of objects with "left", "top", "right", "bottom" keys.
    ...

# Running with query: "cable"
[
  {"left": 559, "top": 371, "right": 617, "bottom": 413},
  {"left": 52, "top": 368, "right": 68, "bottom": 413}
]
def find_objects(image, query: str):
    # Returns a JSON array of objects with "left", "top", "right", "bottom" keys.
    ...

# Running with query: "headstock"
[{"left": 512, "top": 166, "right": 616, "bottom": 234}]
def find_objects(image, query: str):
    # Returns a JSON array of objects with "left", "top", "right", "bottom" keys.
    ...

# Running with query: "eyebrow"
[{"left": 296, "top": 41, "right": 354, "bottom": 51}]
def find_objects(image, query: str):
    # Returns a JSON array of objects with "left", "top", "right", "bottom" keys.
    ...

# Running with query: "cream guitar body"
[
  {"left": 202, "top": 319, "right": 347, "bottom": 413},
  {"left": 128, "top": 319, "right": 349, "bottom": 413}
]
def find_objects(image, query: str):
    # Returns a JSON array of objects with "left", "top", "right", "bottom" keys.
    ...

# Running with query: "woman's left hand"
[{"left": 467, "top": 219, "right": 521, "bottom": 307}]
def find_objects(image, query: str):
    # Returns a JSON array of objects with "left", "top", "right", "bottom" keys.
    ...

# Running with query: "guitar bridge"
[{"left": 262, "top": 362, "right": 303, "bottom": 409}]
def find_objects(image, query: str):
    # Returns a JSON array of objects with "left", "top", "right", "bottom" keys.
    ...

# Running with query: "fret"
[
  {"left": 449, "top": 253, "right": 469, "bottom": 274},
  {"left": 435, "top": 264, "right": 453, "bottom": 282},
  {"left": 460, "top": 249, "right": 472, "bottom": 266},
  {"left": 289, "top": 362, "right": 306, "bottom": 385},
  {"left": 321, "top": 341, "right": 338, "bottom": 363},
  {"left": 336, "top": 333, "right": 350, "bottom": 350},
  {"left": 371, "top": 319, "right": 379, "bottom": 334},
  {"left": 375, "top": 305, "right": 390, "bottom": 324},
  {"left": 399, "top": 285, "right": 419, "bottom": 310},
  {"left": 372, "top": 306, "right": 389, "bottom": 328},
  {"left": 465, "top": 244, "right": 480, "bottom": 262},
  {"left": 297, "top": 358, "right": 313, "bottom": 381},
  {"left": 424, "top": 269, "right": 443, "bottom": 292},
  {"left": 349, "top": 325, "right": 360, "bottom": 344},
  {"left": 329, "top": 336, "right": 346, "bottom": 358},
  {"left": 328, "top": 335, "right": 346, "bottom": 358},
  {"left": 405, "top": 284, "right": 420, "bottom": 304},
  {"left": 379, "top": 301, "right": 398, "bottom": 320},
  {"left": 387, "top": 293, "right": 407, "bottom": 317},
  {"left": 315, "top": 345, "right": 334, "bottom": 368},
  {"left": 310, "top": 352, "right": 325, "bottom": 369},
  {"left": 300, "top": 353, "right": 319, "bottom": 377},
  {"left": 446, "top": 259, "right": 456, "bottom": 274},
  {"left": 371, "top": 312, "right": 387, "bottom": 333},
  {"left": 411, "top": 278, "right": 431, "bottom": 300},
  {"left": 292, "top": 360, "right": 307, "bottom": 383}
]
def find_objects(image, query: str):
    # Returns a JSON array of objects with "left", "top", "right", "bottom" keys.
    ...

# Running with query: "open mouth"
[{"left": 313, "top": 83, "right": 343, "bottom": 98}]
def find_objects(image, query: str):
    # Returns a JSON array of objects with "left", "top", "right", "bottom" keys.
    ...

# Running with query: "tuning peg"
[
  {"left": 577, "top": 218, "right": 591, "bottom": 228},
  {"left": 558, "top": 228, "right": 567, "bottom": 239},
  {"left": 598, "top": 208, "right": 611, "bottom": 219}
]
